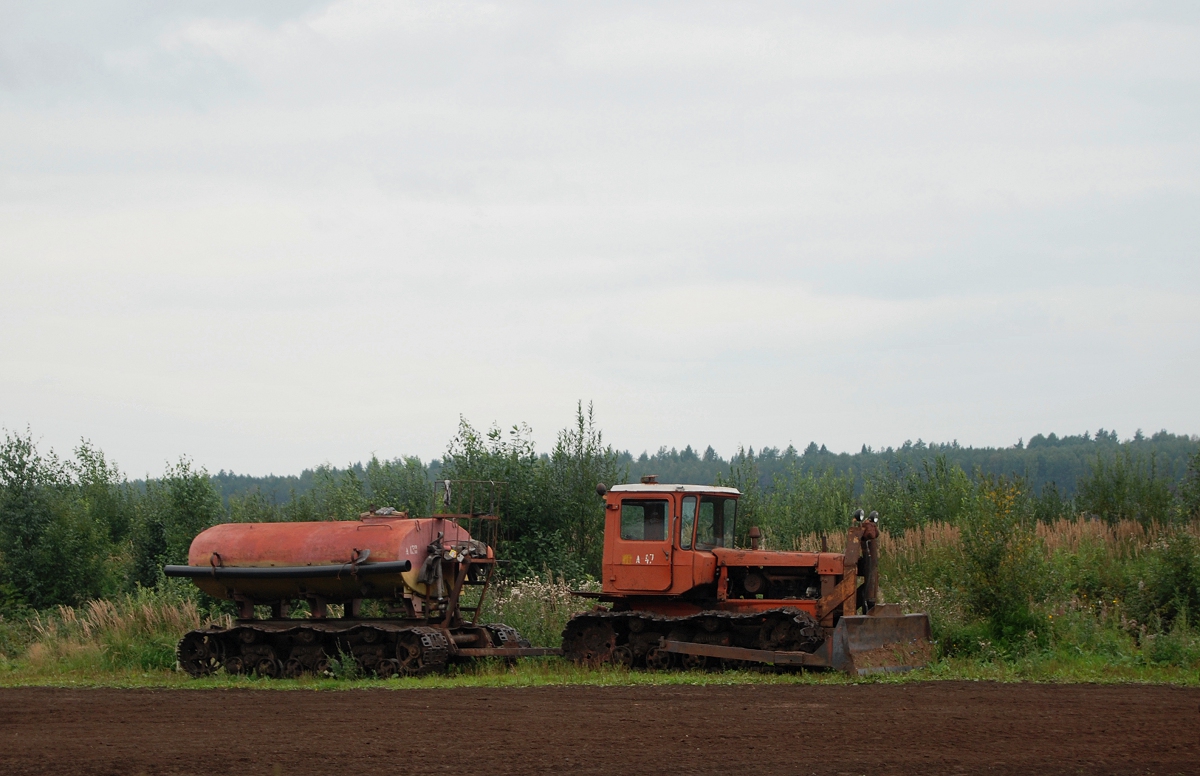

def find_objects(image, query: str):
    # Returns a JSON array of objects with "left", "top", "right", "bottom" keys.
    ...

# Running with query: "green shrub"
[
  {"left": 936, "top": 620, "right": 992, "bottom": 658},
  {"left": 1142, "top": 615, "right": 1200, "bottom": 668},
  {"left": 130, "top": 460, "right": 224, "bottom": 588},
  {"left": 1047, "top": 605, "right": 1134, "bottom": 660},
  {"left": 479, "top": 573, "right": 600, "bottom": 647},
  {"left": 960, "top": 477, "right": 1048, "bottom": 649},
  {"left": 1124, "top": 533, "right": 1200, "bottom": 633},
  {"left": 0, "top": 432, "right": 119, "bottom": 608},
  {"left": 328, "top": 649, "right": 362, "bottom": 680}
]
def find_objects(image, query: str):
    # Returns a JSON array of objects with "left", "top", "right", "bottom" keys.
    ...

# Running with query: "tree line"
[
  {"left": 209, "top": 427, "right": 1198, "bottom": 506},
  {"left": 1, "top": 405, "right": 1197, "bottom": 614}
]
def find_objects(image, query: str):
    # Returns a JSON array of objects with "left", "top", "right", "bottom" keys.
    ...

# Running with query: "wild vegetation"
[{"left": 0, "top": 405, "right": 1198, "bottom": 685}]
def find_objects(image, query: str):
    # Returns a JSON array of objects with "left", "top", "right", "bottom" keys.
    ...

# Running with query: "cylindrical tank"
[{"left": 182, "top": 515, "right": 480, "bottom": 603}]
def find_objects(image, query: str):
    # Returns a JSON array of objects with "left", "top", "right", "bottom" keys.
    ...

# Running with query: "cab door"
[
  {"left": 672, "top": 495, "right": 698, "bottom": 592},
  {"left": 611, "top": 496, "right": 673, "bottom": 592}
]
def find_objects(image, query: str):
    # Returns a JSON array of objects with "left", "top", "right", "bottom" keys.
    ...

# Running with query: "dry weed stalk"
[
  {"left": 788, "top": 517, "right": 1199, "bottom": 564},
  {"left": 1036, "top": 518, "right": 1200, "bottom": 557}
]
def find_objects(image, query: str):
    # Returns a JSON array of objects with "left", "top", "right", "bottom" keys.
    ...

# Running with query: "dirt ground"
[{"left": 1, "top": 681, "right": 1197, "bottom": 775}]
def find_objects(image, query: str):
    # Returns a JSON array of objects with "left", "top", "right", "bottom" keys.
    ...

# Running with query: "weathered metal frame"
[{"left": 660, "top": 612, "right": 932, "bottom": 675}]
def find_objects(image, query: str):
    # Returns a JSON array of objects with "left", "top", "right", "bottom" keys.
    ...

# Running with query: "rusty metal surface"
[
  {"left": 173, "top": 575, "right": 544, "bottom": 679},
  {"left": 454, "top": 647, "right": 561, "bottom": 658},
  {"left": 176, "top": 619, "right": 506, "bottom": 678},
  {"left": 840, "top": 613, "right": 931, "bottom": 651},
  {"left": 660, "top": 640, "right": 826, "bottom": 667},
  {"left": 816, "top": 572, "right": 859, "bottom": 619},
  {"left": 831, "top": 613, "right": 933, "bottom": 675},
  {"left": 562, "top": 608, "right": 823, "bottom": 668},
  {"left": 183, "top": 516, "right": 475, "bottom": 605},
  {"left": 711, "top": 548, "right": 820, "bottom": 567},
  {"left": 657, "top": 613, "right": 933, "bottom": 675},
  {"left": 164, "top": 560, "right": 412, "bottom": 579}
]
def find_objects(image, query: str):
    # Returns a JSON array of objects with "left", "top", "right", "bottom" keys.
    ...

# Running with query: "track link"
[
  {"left": 561, "top": 608, "right": 823, "bottom": 669},
  {"left": 175, "top": 620, "right": 473, "bottom": 678}
]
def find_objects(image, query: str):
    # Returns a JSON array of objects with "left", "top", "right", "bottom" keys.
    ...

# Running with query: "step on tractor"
[
  {"left": 166, "top": 481, "right": 553, "bottom": 678},
  {"left": 562, "top": 477, "right": 932, "bottom": 674}
]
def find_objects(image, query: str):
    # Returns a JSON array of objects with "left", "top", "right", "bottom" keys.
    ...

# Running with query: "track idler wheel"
[
  {"left": 254, "top": 657, "right": 281, "bottom": 678},
  {"left": 563, "top": 621, "right": 617, "bottom": 667},
  {"left": 250, "top": 648, "right": 281, "bottom": 678},
  {"left": 283, "top": 658, "right": 306, "bottom": 679},
  {"left": 610, "top": 645, "right": 634, "bottom": 668},
  {"left": 758, "top": 610, "right": 822, "bottom": 652},
  {"left": 644, "top": 647, "right": 673, "bottom": 671},
  {"left": 393, "top": 628, "right": 448, "bottom": 676},
  {"left": 681, "top": 653, "right": 708, "bottom": 671},
  {"left": 396, "top": 632, "right": 424, "bottom": 675},
  {"left": 176, "top": 632, "right": 223, "bottom": 677}
]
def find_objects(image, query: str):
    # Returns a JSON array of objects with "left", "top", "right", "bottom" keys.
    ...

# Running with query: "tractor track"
[
  {"left": 1, "top": 682, "right": 1197, "bottom": 775},
  {"left": 561, "top": 607, "right": 824, "bottom": 668}
]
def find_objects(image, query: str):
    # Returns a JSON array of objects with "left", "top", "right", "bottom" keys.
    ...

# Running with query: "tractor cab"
[{"left": 599, "top": 477, "right": 740, "bottom": 598}]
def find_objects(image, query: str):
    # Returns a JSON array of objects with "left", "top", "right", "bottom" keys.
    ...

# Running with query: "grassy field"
[{"left": 2, "top": 655, "right": 1198, "bottom": 691}]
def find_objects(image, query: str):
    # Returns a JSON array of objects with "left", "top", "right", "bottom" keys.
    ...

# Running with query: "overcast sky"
[{"left": 2, "top": 1, "right": 1198, "bottom": 477}]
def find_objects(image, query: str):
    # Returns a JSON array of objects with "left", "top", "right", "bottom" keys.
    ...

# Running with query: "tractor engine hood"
[{"left": 710, "top": 547, "right": 845, "bottom": 575}]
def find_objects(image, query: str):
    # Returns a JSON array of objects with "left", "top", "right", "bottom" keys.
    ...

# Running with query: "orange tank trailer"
[
  {"left": 164, "top": 482, "right": 554, "bottom": 679},
  {"left": 182, "top": 514, "right": 477, "bottom": 617}
]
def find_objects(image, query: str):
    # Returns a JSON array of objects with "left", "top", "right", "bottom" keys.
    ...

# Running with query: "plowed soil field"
[{"left": 1, "top": 682, "right": 1197, "bottom": 775}]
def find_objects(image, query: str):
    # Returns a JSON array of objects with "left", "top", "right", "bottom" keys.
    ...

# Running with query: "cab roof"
[{"left": 608, "top": 484, "right": 741, "bottom": 495}]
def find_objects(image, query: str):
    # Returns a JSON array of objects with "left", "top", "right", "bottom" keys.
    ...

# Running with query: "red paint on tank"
[{"left": 189, "top": 516, "right": 471, "bottom": 571}]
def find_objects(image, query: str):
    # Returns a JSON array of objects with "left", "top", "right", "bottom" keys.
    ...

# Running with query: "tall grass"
[
  {"left": 791, "top": 517, "right": 1200, "bottom": 566},
  {"left": 6, "top": 584, "right": 229, "bottom": 675}
]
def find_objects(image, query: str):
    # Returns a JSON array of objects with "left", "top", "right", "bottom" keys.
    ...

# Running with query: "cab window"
[
  {"left": 620, "top": 500, "right": 670, "bottom": 541},
  {"left": 696, "top": 497, "right": 737, "bottom": 550},
  {"left": 680, "top": 496, "right": 696, "bottom": 550}
]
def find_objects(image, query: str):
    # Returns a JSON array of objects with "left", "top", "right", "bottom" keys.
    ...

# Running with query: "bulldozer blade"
[{"left": 831, "top": 613, "right": 932, "bottom": 675}]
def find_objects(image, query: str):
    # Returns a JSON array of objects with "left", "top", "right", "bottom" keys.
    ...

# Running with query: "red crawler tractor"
[
  {"left": 562, "top": 478, "right": 932, "bottom": 674},
  {"left": 166, "top": 481, "right": 552, "bottom": 678}
]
